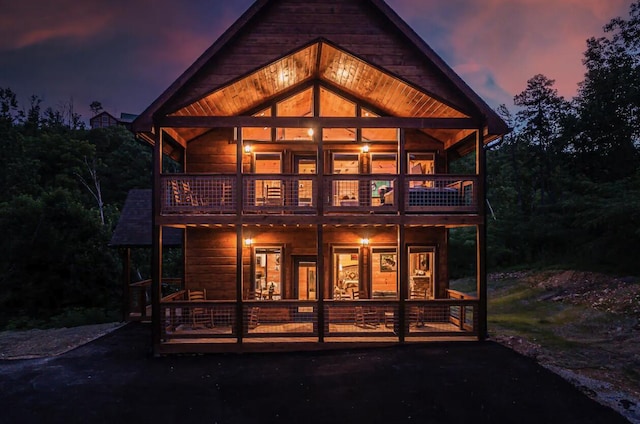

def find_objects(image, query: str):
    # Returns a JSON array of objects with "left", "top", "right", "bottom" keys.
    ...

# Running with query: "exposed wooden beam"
[{"left": 159, "top": 116, "right": 479, "bottom": 130}]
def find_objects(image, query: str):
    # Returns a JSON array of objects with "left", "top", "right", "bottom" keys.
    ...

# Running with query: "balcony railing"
[
  {"left": 160, "top": 174, "right": 478, "bottom": 216},
  {"left": 242, "top": 174, "right": 317, "bottom": 214}
]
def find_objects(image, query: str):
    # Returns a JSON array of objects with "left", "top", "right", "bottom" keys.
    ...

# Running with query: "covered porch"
[{"left": 148, "top": 223, "right": 480, "bottom": 352}]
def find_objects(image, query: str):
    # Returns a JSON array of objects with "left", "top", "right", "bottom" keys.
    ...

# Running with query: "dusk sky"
[{"left": 0, "top": 0, "right": 633, "bottom": 123}]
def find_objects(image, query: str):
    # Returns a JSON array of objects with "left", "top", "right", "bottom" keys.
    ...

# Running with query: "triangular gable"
[
  {"left": 134, "top": 0, "right": 508, "bottom": 140},
  {"left": 169, "top": 42, "right": 469, "bottom": 121}
]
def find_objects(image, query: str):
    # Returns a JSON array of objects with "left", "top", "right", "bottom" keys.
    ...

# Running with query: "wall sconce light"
[
  {"left": 360, "top": 238, "right": 370, "bottom": 246},
  {"left": 244, "top": 144, "right": 252, "bottom": 153},
  {"left": 244, "top": 238, "right": 253, "bottom": 246},
  {"left": 307, "top": 128, "right": 314, "bottom": 137},
  {"left": 362, "top": 144, "right": 369, "bottom": 153}
]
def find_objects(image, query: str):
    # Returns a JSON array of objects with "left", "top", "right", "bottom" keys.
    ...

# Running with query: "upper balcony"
[{"left": 160, "top": 174, "right": 479, "bottom": 219}]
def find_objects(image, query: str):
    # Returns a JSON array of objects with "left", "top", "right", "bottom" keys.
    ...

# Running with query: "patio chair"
[
  {"left": 354, "top": 306, "right": 379, "bottom": 328},
  {"left": 188, "top": 289, "right": 213, "bottom": 328},
  {"left": 248, "top": 306, "right": 260, "bottom": 329},
  {"left": 265, "top": 185, "right": 283, "bottom": 206}
]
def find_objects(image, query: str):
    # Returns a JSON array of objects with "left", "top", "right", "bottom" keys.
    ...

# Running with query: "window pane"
[
  {"left": 362, "top": 128, "right": 398, "bottom": 141},
  {"left": 320, "top": 88, "right": 355, "bottom": 117},
  {"left": 254, "top": 247, "right": 282, "bottom": 300},
  {"left": 242, "top": 108, "right": 272, "bottom": 141},
  {"left": 333, "top": 248, "right": 360, "bottom": 299},
  {"left": 408, "top": 247, "right": 435, "bottom": 299},
  {"left": 371, "top": 247, "right": 397, "bottom": 298},
  {"left": 277, "top": 88, "right": 313, "bottom": 117}
]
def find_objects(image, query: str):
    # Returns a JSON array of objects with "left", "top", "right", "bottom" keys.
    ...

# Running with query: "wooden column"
[
  {"left": 236, "top": 128, "right": 244, "bottom": 343},
  {"left": 476, "top": 127, "right": 487, "bottom": 341},
  {"left": 151, "top": 126, "right": 163, "bottom": 354},
  {"left": 398, "top": 128, "right": 406, "bottom": 214},
  {"left": 317, "top": 224, "right": 324, "bottom": 342},
  {"left": 236, "top": 226, "right": 244, "bottom": 343},
  {"left": 398, "top": 224, "right": 406, "bottom": 343},
  {"left": 398, "top": 128, "right": 407, "bottom": 342},
  {"left": 315, "top": 99, "right": 325, "bottom": 341},
  {"left": 121, "top": 248, "right": 131, "bottom": 322}
]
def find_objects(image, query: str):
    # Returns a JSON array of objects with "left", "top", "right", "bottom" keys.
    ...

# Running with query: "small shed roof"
[{"left": 109, "top": 189, "right": 182, "bottom": 247}]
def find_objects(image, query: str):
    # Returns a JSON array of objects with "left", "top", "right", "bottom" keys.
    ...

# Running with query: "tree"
[
  {"left": 89, "top": 101, "right": 103, "bottom": 116},
  {"left": 513, "top": 74, "right": 572, "bottom": 207},
  {"left": 572, "top": 1, "right": 640, "bottom": 181}
]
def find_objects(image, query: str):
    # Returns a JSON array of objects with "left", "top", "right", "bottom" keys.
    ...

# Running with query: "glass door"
[
  {"left": 333, "top": 247, "right": 360, "bottom": 299},
  {"left": 407, "top": 246, "right": 435, "bottom": 299},
  {"left": 293, "top": 256, "right": 317, "bottom": 300}
]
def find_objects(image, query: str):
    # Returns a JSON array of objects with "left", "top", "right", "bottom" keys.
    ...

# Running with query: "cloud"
[
  {"left": 389, "top": 0, "right": 631, "bottom": 106},
  {"left": 0, "top": 2, "right": 118, "bottom": 50},
  {"left": 0, "top": 0, "right": 632, "bottom": 122},
  {"left": 0, "top": 0, "right": 253, "bottom": 119}
]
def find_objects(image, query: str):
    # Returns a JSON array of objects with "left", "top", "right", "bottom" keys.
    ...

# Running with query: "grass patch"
[{"left": 487, "top": 277, "right": 595, "bottom": 350}]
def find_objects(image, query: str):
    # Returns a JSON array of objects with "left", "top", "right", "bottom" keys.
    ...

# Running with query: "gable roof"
[
  {"left": 109, "top": 189, "right": 182, "bottom": 248},
  {"left": 133, "top": 0, "right": 508, "bottom": 146}
]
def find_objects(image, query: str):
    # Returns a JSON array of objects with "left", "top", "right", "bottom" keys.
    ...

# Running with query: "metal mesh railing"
[
  {"left": 324, "top": 301, "right": 399, "bottom": 337},
  {"left": 324, "top": 175, "right": 398, "bottom": 211},
  {"left": 243, "top": 175, "right": 317, "bottom": 213},
  {"left": 160, "top": 174, "right": 477, "bottom": 215},
  {"left": 161, "top": 175, "right": 236, "bottom": 214},
  {"left": 405, "top": 299, "right": 478, "bottom": 337},
  {"left": 404, "top": 176, "right": 477, "bottom": 212},
  {"left": 243, "top": 301, "right": 318, "bottom": 337},
  {"left": 160, "top": 300, "right": 236, "bottom": 340},
  {"left": 158, "top": 297, "right": 477, "bottom": 343}
]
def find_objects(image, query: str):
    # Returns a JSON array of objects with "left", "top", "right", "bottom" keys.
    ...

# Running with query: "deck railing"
[
  {"left": 159, "top": 174, "right": 478, "bottom": 216},
  {"left": 127, "top": 278, "right": 182, "bottom": 321},
  {"left": 158, "top": 294, "right": 477, "bottom": 342},
  {"left": 404, "top": 298, "right": 478, "bottom": 337},
  {"left": 242, "top": 175, "right": 317, "bottom": 214}
]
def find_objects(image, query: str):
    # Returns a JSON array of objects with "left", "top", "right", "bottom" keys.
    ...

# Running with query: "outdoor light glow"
[
  {"left": 307, "top": 128, "right": 314, "bottom": 137},
  {"left": 244, "top": 145, "right": 251, "bottom": 153},
  {"left": 362, "top": 144, "right": 369, "bottom": 153},
  {"left": 244, "top": 238, "right": 253, "bottom": 246},
  {"left": 361, "top": 238, "right": 370, "bottom": 246}
]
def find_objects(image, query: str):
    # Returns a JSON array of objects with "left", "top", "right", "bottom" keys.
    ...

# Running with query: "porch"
[{"left": 155, "top": 290, "right": 478, "bottom": 350}]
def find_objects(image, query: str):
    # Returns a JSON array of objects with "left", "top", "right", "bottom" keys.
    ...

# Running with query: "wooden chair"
[
  {"left": 409, "top": 288, "right": 427, "bottom": 327},
  {"left": 248, "top": 306, "right": 260, "bottom": 329},
  {"left": 354, "top": 306, "right": 379, "bottom": 328},
  {"left": 220, "top": 183, "right": 233, "bottom": 206},
  {"left": 410, "top": 288, "right": 427, "bottom": 299},
  {"left": 188, "top": 289, "right": 213, "bottom": 328},
  {"left": 265, "top": 185, "right": 283, "bottom": 206}
]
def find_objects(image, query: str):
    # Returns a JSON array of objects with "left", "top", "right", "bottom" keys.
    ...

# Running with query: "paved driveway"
[{"left": 0, "top": 323, "right": 629, "bottom": 424}]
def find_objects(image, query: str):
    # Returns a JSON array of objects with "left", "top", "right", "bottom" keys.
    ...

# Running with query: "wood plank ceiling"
[{"left": 167, "top": 42, "right": 471, "bottom": 145}]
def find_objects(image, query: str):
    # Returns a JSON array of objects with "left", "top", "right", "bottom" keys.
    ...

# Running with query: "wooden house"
[{"left": 132, "top": 0, "right": 509, "bottom": 354}]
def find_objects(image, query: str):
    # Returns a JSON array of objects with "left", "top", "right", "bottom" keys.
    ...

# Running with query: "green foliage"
[
  {"left": 0, "top": 98, "right": 152, "bottom": 329},
  {"left": 483, "top": 2, "right": 640, "bottom": 276}
]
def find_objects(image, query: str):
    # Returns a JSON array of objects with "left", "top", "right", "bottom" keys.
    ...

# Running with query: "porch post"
[
  {"left": 316, "top": 112, "right": 325, "bottom": 342},
  {"left": 121, "top": 248, "right": 130, "bottom": 322},
  {"left": 476, "top": 126, "right": 488, "bottom": 341},
  {"left": 236, "top": 226, "right": 243, "bottom": 343},
  {"left": 398, "top": 128, "right": 407, "bottom": 342},
  {"left": 317, "top": 224, "right": 324, "bottom": 342},
  {"left": 236, "top": 128, "right": 244, "bottom": 343},
  {"left": 151, "top": 126, "right": 163, "bottom": 353},
  {"left": 398, "top": 225, "right": 406, "bottom": 343}
]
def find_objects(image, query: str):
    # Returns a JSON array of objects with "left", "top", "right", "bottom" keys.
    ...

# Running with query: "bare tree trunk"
[{"left": 75, "top": 156, "right": 105, "bottom": 225}]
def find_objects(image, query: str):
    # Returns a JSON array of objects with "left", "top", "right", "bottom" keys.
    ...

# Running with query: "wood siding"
[
  {"left": 185, "top": 128, "right": 236, "bottom": 173},
  {"left": 185, "top": 227, "right": 238, "bottom": 300}
]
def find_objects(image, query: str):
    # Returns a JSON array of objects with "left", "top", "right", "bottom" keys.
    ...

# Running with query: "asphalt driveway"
[{"left": 0, "top": 323, "right": 629, "bottom": 423}]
